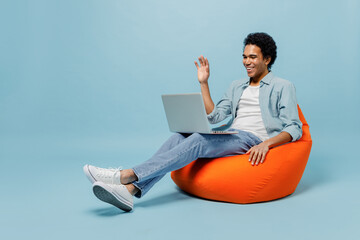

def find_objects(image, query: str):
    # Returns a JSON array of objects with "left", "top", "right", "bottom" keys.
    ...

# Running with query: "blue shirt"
[{"left": 207, "top": 72, "right": 302, "bottom": 142}]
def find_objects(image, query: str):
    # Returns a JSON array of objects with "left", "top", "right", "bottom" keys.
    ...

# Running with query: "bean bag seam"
[{"left": 247, "top": 163, "right": 280, "bottom": 202}]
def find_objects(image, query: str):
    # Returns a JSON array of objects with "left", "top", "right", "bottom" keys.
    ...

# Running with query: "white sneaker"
[
  {"left": 92, "top": 182, "right": 133, "bottom": 212},
  {"left": 83, "top": 165, "right": 121, "bottom": 185}
]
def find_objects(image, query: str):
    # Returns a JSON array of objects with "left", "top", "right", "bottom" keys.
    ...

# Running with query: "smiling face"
[{"left": 243, "top": 44, "right": 271, "bottom": 85}]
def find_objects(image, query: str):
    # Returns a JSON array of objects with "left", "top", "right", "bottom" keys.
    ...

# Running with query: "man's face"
[{"left": 242, "top": 44, "right": 270, "bottom": 82}]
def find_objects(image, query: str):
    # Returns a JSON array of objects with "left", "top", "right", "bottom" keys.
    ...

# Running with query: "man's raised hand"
[{"left": 194, "top": 55, "right": 210, "bottom": 84}]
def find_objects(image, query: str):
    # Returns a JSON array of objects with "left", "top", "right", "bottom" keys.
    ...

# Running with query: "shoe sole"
[
  {"left": 93, "top": 183, "right": 133, "bottom": 212},
  {"left": 83, "top": 165, "right": 96, "bottom": 184}
]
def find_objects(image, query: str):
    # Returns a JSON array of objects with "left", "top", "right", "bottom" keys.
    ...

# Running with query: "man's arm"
[
  {"left": 247, "top": 131, "right": 292, "bottom": 166},
  {"left": 278, "top": 82, "right": 302, "bottom": 142},
  {"left": 194, "top": 55, "right": 214, "bottom": 114},
  {"left": 248, "top": 80, "right": 302, "bottom": 166}
]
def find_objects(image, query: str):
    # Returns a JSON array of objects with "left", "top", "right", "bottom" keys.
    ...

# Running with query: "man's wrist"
[{"left": 262, "top": 140, "right": 271, "bottom": 148}]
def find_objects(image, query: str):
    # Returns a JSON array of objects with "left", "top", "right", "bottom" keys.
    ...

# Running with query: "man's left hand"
[{"left": 246, "top": 142, "right": 270, "bottom": 166}]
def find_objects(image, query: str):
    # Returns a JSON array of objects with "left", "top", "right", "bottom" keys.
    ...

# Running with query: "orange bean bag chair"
[{"left": 171, "top": 106, "right": 312, "bottom": 204}]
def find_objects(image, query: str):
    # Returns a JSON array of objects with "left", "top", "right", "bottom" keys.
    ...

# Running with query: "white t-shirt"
[{"left": 230, "top": 85, "right": 269, "bottom": 141}]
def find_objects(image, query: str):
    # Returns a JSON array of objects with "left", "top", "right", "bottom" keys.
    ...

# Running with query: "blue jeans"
[{"left": 132, "top": 130, "right": 262, "bottom": 198}]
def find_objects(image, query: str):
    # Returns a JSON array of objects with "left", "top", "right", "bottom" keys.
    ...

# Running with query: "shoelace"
[
  {"left": 110, "top": 167, "right": 122, "bottom": 185},
  {"left": 97, "top": 167, "right": 123, "bottom": 184}
]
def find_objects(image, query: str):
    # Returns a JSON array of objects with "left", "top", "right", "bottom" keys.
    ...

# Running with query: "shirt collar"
[
  {"left": 260, "top": 71, "right": 273, "bottom": 85},
  {"left": 241, "top": 71, "right": 274, "bottom": 86}
]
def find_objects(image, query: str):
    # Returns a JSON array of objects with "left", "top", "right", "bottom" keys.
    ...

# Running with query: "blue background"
[{"left": 1, "top": 0, "right": 359, "bottom": 239}]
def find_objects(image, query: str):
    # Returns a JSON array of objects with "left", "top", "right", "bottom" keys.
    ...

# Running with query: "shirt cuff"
[
  {"left": 282, "top": 126, "right": 303, "bottom": 142},
  {"left": 206, "top": 108, "right": 217, "bottom": 122}
]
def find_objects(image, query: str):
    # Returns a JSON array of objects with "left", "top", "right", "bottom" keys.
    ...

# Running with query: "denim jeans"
[{"left": 132, "top": 130, "right": 262, "bottom": 198}]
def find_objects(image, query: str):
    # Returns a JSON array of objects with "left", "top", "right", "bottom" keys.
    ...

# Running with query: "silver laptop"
[{"left": 161, "top": 93, "right": 238, "bottom": 134}]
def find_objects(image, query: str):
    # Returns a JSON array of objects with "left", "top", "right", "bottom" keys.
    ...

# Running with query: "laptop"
[{"left": 161, "top": 93, "right": 238, "bottom": 134}]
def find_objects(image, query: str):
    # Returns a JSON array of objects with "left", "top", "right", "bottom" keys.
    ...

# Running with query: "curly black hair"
[{"left": 244, "top": 32, "right": 277, "bottom": 70}]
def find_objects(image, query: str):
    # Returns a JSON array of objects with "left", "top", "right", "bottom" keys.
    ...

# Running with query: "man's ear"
[{"left": 265, "top": 56, "right": 271, "bottom": 65}]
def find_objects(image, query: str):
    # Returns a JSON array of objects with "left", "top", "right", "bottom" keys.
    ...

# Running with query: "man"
[{"left": 83, "top": 32, "right": 302, "bottom": 212}]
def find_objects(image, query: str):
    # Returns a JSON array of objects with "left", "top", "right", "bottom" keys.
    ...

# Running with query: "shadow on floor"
[
  {"left": 87, "top": 206, "right": 128, "bottom": 217},
  {"left": 136, "top": 191, "right": 191, "bottom": 208}
]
